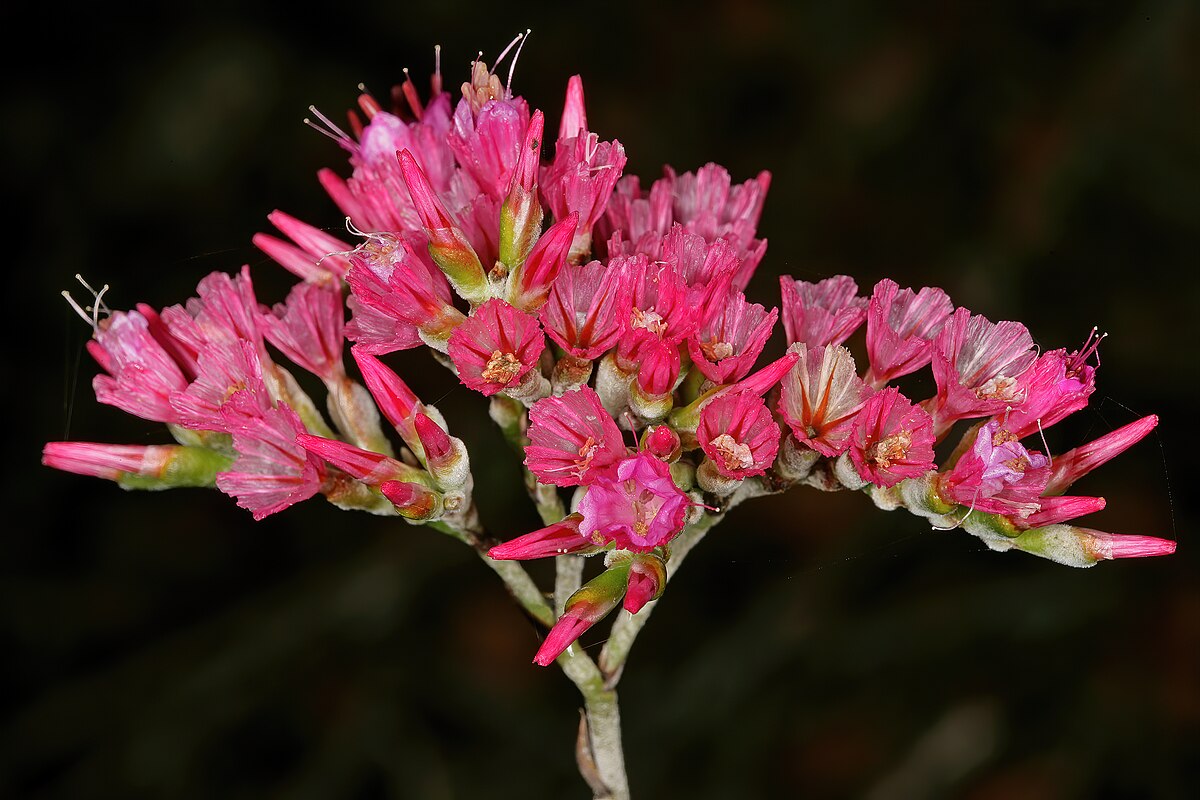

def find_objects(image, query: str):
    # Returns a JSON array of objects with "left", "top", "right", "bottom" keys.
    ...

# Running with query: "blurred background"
[{"left": 4, "top": 1, "right": 1198, "bottom": 797}]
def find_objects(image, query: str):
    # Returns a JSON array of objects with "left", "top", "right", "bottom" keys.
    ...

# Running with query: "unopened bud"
[
  {"left": 641, "top": 425, "right": 681, "bottom": 462},
  {"left": 379, "top": 479, "right": 444, "bottom": 521},
  {"left": 414, "top": 412, "right": 470, "bottom": 489},
  {"left": 533, "top": 561, "right": 631, "bottom": 666},
  {"left": 623, "top": 553, "right": 667, "bottom": 614}
]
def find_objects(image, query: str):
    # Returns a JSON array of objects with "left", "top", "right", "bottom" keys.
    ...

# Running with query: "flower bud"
[
  {"left": 534, "top": 561, "right": 631, "bottom": 666},
  {"left": 414, "top": 412, "right": 470, "bottom": 489},
  {"left": 379, "top": 479, "right": 444, "bottom": 521},
  {"left": 641, "top": 425, "right": 681, "bottom": 462},
  {"left": 623, "top": 553, "right": 667, "bottom": 614}
]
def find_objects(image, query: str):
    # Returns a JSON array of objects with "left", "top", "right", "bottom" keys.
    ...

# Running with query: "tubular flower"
[
  {"left": 487, "top": 513, "right": 600, "bottom": 560},
  {"left": 778, "top": 344, "right": 872, "bottom": 457},
  {"left": 525, "top": 386, "right": 628, "bottom": 487},
  {"left": 447, "top": 298, "right": 546, "bottom": 397},
  {"left": 847, "top": 387, "right": 936, "bottom": 488},
  {"left": 697, "top": 392, "right": 780, "bottom": 480},
  {"left": 926, "top": 307, "right": 1038, "bottom": 437},
  {"left": 1044, "top": 415, "right": 1159, "bottom": 496},
  {"left": 863, "top": 278, "right": 954, "bottom": 387},
  {"left": 576, "top": 452, "right": 691, "bottom": 551},
  {"left": 41, "top": 442, "right": 232, "bottom": 490},
  {"left": 90, "top": 309, "right": 192, "bottom": 424},
  {"left": 296, "top": 433, "right": 427, "bottom": 487},
  {"left": 260, "top": 281, "right": 347, "bottom": 384},
  {"left": 779, "top": 275, "right": 869, "bottom": 348}
]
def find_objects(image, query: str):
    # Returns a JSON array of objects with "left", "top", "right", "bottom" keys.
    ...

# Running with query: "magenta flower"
[
  {"left": 447, "top": 68, "right": 531, "bottom": 200},
  {"left": 447, "top": 299, "right": 545, "bottom": 397},
  {"left": 780, "top": 275, "right": 869, "bottom": 349},
  {"left": 541, "top": 75, "right": 627, "bottom": 261},
  {"left": 577, "top": 452, "right": 690, "bottom": 551},
  {"left": 1078, "top": 530, "right": 1178, "bottom": 561},
  {"left": 352, "top": 348, "right": 433, "bottom": 459},
  {"left": 778, "top": 344, "right": 872, "bottom": 457},
  {"left": 345, "top": 233, "right": 464, "bottom": 353},
  {"left": 539, "top": 259, "right": 625, "bottom": 359},
  {"left": 296, "top": 433, "right": 425, "bottom": 487},
  {"left": 1001, "top": 329, "right": 1102, "bottom": 440},
  {"left": 926, "top": 307, "right": 1037, "bottom": 437},
  {"left": 487, "top": 513, "right": 599, "bottom": 560},
  {"left": 687, "top": 291, "right": 778, "bottom": 386},
  {"left": 525, "top": 386, "right": 628, "bottom": 487},
  {"left": 507, "top": 211, "right": 578, "bottom": 312},
  {"left": 863, "top": 278, "right": 954, "bottom": 387},
  {"left": 847, "top": 387, "right": 936, "bottom": 488},
  {"left": 1015, "top": 496, "right": 1107, "bottom": 530},
  {"left": 937, "top": 420, "right": 1050, "bottom": 519},
  {"left": 698, "top": 392, "right": 780, "bottom": 479}
]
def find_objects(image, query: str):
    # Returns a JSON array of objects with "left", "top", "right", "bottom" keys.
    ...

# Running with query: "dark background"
[{"left": 5, "top": 2, "right": 1198, "bottom": 798}]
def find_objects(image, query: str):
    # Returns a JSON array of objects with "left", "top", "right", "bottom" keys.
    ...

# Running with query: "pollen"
[
  {"left": 866, "top": 429, "right": 912, "bottom": 469},
  {"left": 711, "top": 433, "right": 754, "bottom": 471},
  {"left": 481, "top": 350, "right": 522, "bottom": 384},
  {"left": 700, "top": 339, "right": 734, "bottom": 362},
  {"left": 975, "top": 375, "right": 1021, "bottom": 402}
]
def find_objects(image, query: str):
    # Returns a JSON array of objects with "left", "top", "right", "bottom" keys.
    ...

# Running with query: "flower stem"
[{"left": 558, "top": 646, "right": 629, "bottom": 800}]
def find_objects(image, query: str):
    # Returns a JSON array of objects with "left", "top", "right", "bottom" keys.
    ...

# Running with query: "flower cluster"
[{"left": 44, "top": 40, "right": 1174, "bottom": 674}]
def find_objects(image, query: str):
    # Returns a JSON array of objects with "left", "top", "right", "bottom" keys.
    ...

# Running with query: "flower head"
[
  {"left": 697, "top": 392, "right": 780, "bottom": 479},
  {"left": 780, "top": 275, "right": 868, "bottom": 348},
  {"left": 778, "top": 344, "right": 872, "bottom": 457},
  {"left": 847, "top": 387, "right": 936, "bottom": 488},
  {"left": 938, "top": 419, "right": 1050, "bottom": 519},
  {"left": 525, "top": 386, "right": 628, "bottom": 486},
  {"left": 448, "top": 299, "right": 545, "bottom": 397},
  {"left": 864, "top": 278, "right": 953, "bottom": 387}
]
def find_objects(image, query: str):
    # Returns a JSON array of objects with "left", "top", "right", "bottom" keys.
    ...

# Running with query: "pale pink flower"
[
  {"left": 937, "top": 420, "right": 1050, "bottom": 519},
  {"left": 525, "top": 386, "right": 627, "bottom": 486},
  {"left": 863, "top": 278, "right": 954, "bottom": 387},
  {"left": 926, "top": 307, "right": 1038, "bottom": 437},
  {"left": 447, "top": 299, "right": 545, "bottom": 396},
  {"left": 1002, "top": 329, "right": 1102, "bottom": 440},
  {"left": 778, "top": 344, "right": 872, "bottom": 457},
  {"left": 780, "top": 275, "right": 868, "bottom": 348},
  {"left": 576, "top": 452, "right": 690, "bottom": 551},
  {"left": 847, "top": 387, "right": 936, "bottom": 488}
]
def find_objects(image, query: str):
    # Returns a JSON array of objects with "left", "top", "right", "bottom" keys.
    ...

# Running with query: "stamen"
[
  {"left": 494, "top": 31, "right": 524, "bottom": 70},
  {"left": 306, "top": 104, "right": 354, "bottom": 143},
  {"left": 433, "top": 44, "right": 442, "bottom": 95},
  {"left": 401, "top": 67, "right": 424, "bottom": 120},
  {"left": 506, "top": 29, "right": 532, "bottom": 98},
  {"left": 62, "top": 274, "right": 111, "bottom": 331}
]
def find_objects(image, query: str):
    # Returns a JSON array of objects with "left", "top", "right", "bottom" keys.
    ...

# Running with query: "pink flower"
[
  {"left": 215, "top": 393, "right": 325, "bottom": 520},
  {"left": 379, "top": 479, "right": 444, "bottom": 521},
  {"left": 927, "top": 307, "right": 1037, "bottom": 437},
  {"left": 697, "top": 392, "right": 780, "bottom": 479},
  {"left": 778, "top": 344, "right": 872, "bottom": 457},
  {"left": 252, "top": 209, "right": 354, "bottom": 283},
  {"left": 600, "top": 164, "right": 771, "bottom": 290},
  {"left": 847, "top": 387, "right": 936, "bottom": 488},
  {"left": 352, "top": 347, "right": 432, "bottom": 459},
  {"left": 539, "top": 259, "right": 625, "bottom": 359},
  {"left": 1044, "top": 415, "right": 1158, "bottom": 496},
  {"left": 296, "top": 433, "right": 424, "bottom": 486},
  {"left": 260, "top": 281, "right": 346, "bottom": 383},
  {"left": 525, "top": 386, "right": 628, "bottom": 486},
  {"left": 447, "top": 299, "right": 545, "bottom": 396},
  {"left": 577, "top": 452, "right": 690, "bottom": 551},
  {"left": 345, "top": 233, "right": 464, "bottom": 352},
  {"left": 43, "top": 442, "right": 180, "bottom": 481},
  {"left": 780, "top": 275, "right": 869, "bottom": 348},
  {"left": 447, "top": 74, "right": 530, "bottom": 200},
  {"left": 532, "top": 560, "right": 637, "bottom": 666},
  {"left": 863, "top": 278, "right": 953, "bottom": 387},
  {"left": 90, "top": 309, "right": 191, "bottom": 424},
  {"left": 623, "top": 554, "right": 666, "bottom": 614},
  {"left": 937, "top": 420, "right": 1050, "bottom": 519},
  {"left": 687, "top": 292, "right": 778, "bottom": 386},
  {"left": 1015, "top": 496, "right": 1106, "bottom": 530},
  {"left": 507, "top": 212, "right": 578, "bottom": 312},
  {"left": 170, "top": 340, "right": 272, "bottom": 432},
  {"left": 487, "top": 513, "right": 599, "bottom": 560},
  {"left": 1079, "top": 530, "right": 1178, "bottom": 560},
  {"left": 1002, "top": 329, "right": 1102, "bottom": 440}
]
